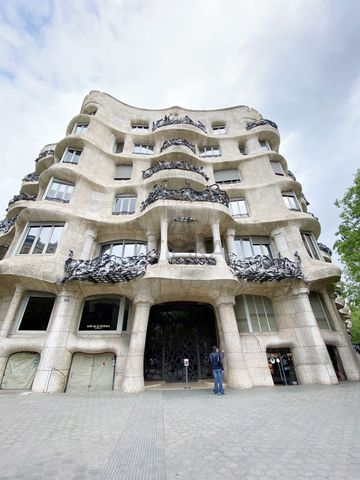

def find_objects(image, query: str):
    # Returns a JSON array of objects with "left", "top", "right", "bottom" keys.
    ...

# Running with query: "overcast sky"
[{"left": 1, "top": 0, "right": 359, "bottom": 264}]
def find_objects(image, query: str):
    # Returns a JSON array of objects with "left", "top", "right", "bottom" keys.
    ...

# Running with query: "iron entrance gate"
[{"left": 144, "top": 303, "right": 217, "bottom": 382}]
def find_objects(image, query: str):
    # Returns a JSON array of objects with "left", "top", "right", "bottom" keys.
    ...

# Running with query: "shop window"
[
  {"left": 18, "top": 224, "right": 64, "bottom": 255},
  {"left": 78, "top": 297, "right": 129, "bottom": 332},
  {"left": 17, "top": 295, "right": 55, "bottom": 331},
  {"left": 235, "top": 295, "right": 277, "bottom": 333}
]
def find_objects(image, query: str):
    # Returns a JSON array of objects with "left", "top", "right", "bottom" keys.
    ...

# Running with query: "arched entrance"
[{"left": 144, "top": 302, "right": 217, "bottom": 382}]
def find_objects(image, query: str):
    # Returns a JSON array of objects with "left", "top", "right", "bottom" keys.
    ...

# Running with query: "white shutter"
[
  {"left": 115, "top": 165, "right": 132, "bottom": 179},
  {"left": 214, "top": 169, "right": 240, "bottom": 183}
]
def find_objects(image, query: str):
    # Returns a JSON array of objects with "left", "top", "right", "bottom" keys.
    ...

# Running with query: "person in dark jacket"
[{"left": 209, "top": 346, "right": 224, "bottom": 395}]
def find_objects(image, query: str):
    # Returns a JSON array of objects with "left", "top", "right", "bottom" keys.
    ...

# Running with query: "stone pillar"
[
  {"left": 0, "top": 283, "right": 24, "bottom": 337},
  {"left": 32, "top": 291, "right": 80, "bottom": 393},
  {"left": 80, "top": 229, "right": 96, "bottom": 260},
  {"left": 195, "top": 234, "right": 205, "bottom": 254},
  {"left": 122, "top": 294, "right": 153, "bottom": 393},
  {"left": 272, "top": 286, "right": 337, "bottom": 385},
  {"left": 245, "top": 138, "right": 260, "bottom": 155},
  {"left": 211, "top": 222, "right": 222, "bottom": 255},
  {"left": 271, "top": 228, "right": 292, "bottom": 258},
  {"left": 225, "top": 228, "right": 236, "bottom": 256},
  {"left": 146, "top": 230, "right": 158, "bottom": 252},
  {"left": 159, "top": 219, "right": 168, "bottom": 261},
  {"left": 215, "top": 296, "right": 252, "bottom": 388}
]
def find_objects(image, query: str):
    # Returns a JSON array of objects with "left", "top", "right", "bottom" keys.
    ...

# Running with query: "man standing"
[{"left": 209, "top": 346, "right": 224, "bottom": 395}]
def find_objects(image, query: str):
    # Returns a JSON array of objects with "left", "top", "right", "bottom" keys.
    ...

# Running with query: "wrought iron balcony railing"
[
  {"left": 152, "top": 114, "right": 207, "bottom": 133},
  {"left": 22, "top": 172, "right": 40, "bottom": 182},
  {"left": 35, "top": 149, "right": 55, "bottom": 162},
  {"left": 142, "top": 160, "right": 209, "bottom": 181},
  {"left": 318, "top": 243, "right": 332, "bottom": 256},
  {"left": 246, "top": 119, "right": 278, "bottom": 130},
  {"left": 160, "top": 138, "right": 196, "bottom": 154},
  {"left": 140, "top": 184, "right": 229, "bottom": 211},
  {"left": 0, "top": 216, "right": 16, "bottom": 235},
  {"left": 8, "top": 193, "right": 36, "bottom": 206}
]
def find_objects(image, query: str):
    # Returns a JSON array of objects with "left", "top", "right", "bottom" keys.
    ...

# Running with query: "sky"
[{"left": 0, "top": 0, "right": 359, "bottom": 265}]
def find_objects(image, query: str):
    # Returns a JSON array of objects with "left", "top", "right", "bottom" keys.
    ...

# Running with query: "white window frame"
[
  {"left": 214, "top": 169, "right": 241, "bottom": 185},
  {"left": 235, "top": 295, "right": 277, "bottom": 334},
  {"left": 114, "top": 165, "right": 132, "bottom": 180},
  {"left": 259, "top": 140, "right": 271, "bottom": 151},
  {"left": 309, "top": 293, "right": 333, "bottom": 330},
  {"left": 15, "top": 223, "right": 65, "bottom": 255},
  {"left": 133, "top": 144, "right": 154, "bottom": 155},
  {"left": 77, "top": 296, "right": 129, "bottom": 334},
  {"left": 234, "top": 236, "right": 272, "bottom": 259},
  {"left": 13, "top": 292, "right": 56, "bottom": 333},
  {"left": 301, "top": 232, "right": 322, "bottom": 260},
  {"left": 199, "top": 145, "right": 221, "bottom": 158},
  {"left": 72, "top": 123, "right": 89, "bottom": 134},
  {"left": 212, "top": 125, "right": 226, "bottom": 135},
  {"left": 113, "top": 195, "right": 136, "bottom": 215},
  {"left": 100, "top": 240, "right": 147, "bottom": 257},
  {"left": 270, "top": 161, "right": 284, "bottom": 176},
  {"left": 44, "top": 177, "right": 74, "bottom": 203},
  {"left": 131, "top": 124, "right": 149, "bottom": 133},
  {"left": 229, "top": 198, "right": 248, "bottom": 218},
  {"left": 61, "top": 147, "right": 82, "bottom": 164},
  {"left": 282, "top": 191, "right": 301, "bottom": 211}
]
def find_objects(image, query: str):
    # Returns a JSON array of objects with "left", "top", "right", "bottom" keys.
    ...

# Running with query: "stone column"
[
  {"left": 0, "top": 283, "right": 24, "bottom": 337},
  {"left": 225, "top": 228, "right": 236, "bottom": 256},
  {"left": 80, "top": 229, "right": 96, "bottom": 260},
  {"left": 195, "top": 234, "right": 205, "bottom": 254},
  {"left": 32, "top": 291, "right": 81, "bottom": 393},
  {"left": 272, "top": 286, "right": 337, "bottom": 385},
  {"left": 215, "top": 296, "right": 252, "bottom": 388},
  {"left": 245, "top": 138, "right": 260, "bottom": 155},
  {"left": 211, "top": 222, "right": 222, "bottom": 255},
  {"left": 122, "top": 294, "right": 153, "bottom": 393},
  {"left": 271, "top": 227, "right": 292, "bottom": 258},
  {"left": 159, "top": 219, "right": 168, "bottom": 261},
  {"left": 146, "top": 230, "right": 158, "bottom": 252}
]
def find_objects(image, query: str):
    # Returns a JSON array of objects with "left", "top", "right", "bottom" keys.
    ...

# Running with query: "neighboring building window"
[
  {"left": 72, "top": 123, "right": 89, "bottom": 134},
  {"left": 17, "top": 295, "right": 55, "bottom": 331},
  {"left": 229, "top": 199, "right": 248, "bottom": 218},
  {"left": 301, "top": 232, "right": 321, "bottom": 260},
  {"left": 133, "top": 144, "right": 153, "bottom": 155},
  {"left": 199, "top": 145, "right": 221, "bottom": 157},
  {"left": 212, "top": 125, "right": 226, "bottom": 135},
  {"left": 270, "top": 161, "right": 284, "bottom": 176},
  {"left": 100, "top": 240, "right": 146, "bottom": 257},
  {"left": 114, "top": 141, "right": 124, "bottom": 154},
  {"left": 61, "top": 148, "right": 82, "bottom": 164},
  {"left": 239, "top": 145, "right": 247, "bottom": 155},
  {"left": 259, "top": 140, "right": 271, "bottom": 151},
  {"left": 113, "top": 195, "right": 136, "bottom": 215},
  {"left": 234, "top": 236, "right": 272, "bottom": 259},
  {"left": 78, "top": 297, "right": 129, "bottom": 332},
  {"left": 309, "top": 293, "right": 333, "bottom": 330},
  {"left": 18, "top": 224, "right": 64, "bottom": 255},
  {"left": 214, "top": 169, "right": 241, "bottom": 184},
  {"left": 282, "top": 191, "right": 301, "bottom": 211},
  {"left": 45, "top": 179, "right": 74, "bottom": 203},
  {"left": 114, "top": 165, "right": 132, "bottom": 180},
  {"left": 235, "top": 295, "right": 277, "bottom": 333},
  {"left": 131, "top": 124, "right": 149, "bottom": 133}
]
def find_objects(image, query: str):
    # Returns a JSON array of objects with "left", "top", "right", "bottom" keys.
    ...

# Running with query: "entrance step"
[{"left": 145, "top": 380, "right": 226, "bottom": 391}]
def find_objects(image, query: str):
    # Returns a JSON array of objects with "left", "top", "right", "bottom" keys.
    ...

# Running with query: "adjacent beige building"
[{"left": 0, "top": 90, "right": 359, "bottom": 393}]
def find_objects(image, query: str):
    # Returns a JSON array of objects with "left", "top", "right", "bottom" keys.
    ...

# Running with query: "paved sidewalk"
[{"left": 0, "top": 382, "right": 359, "bottom": 479}]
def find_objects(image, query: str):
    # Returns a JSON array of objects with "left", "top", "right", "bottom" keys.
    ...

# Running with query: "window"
[
  {"left": 259, "top": 140, "right": 271, "bottom": 151},
  {"left": 229, "top": 199, "right": 248, "bottom": 218},
  {"left": 309, "top": 293, "right": 333, "bottom": 330},
  {"left": 114, "top": 141, "right": 124, "bottom": 154},
  {"left": 18, "top": 224, "right": 64, "bottom": 255},
  {"left": 301, "top": 232, "right": 321, "bottom": 260},
  {"left": 78, "top": 297, "right": 130, "bottom": 332},
  {"left": 270, "top": 161, "right": 284, "bottom": 176},
  {"left": 100, "top": 240, "right": 146, "bottom": 257},
  {"left": 235, "top": 295, "right": 277, "bottom": 333},
  {"left": 17, "top": 295, "right": 55, "bottom": 331},
  {"left": 133, "top": 144, "right": 153, "bottom": 155},
  {"left": 114, "top": 165, "right": 132, "bottom": 180},
  {"left": 234, "top": 236, "right": 272, "bottom": 259},
  {"left": 214, "top": 169, "right": 241, "bottom": 184},
  {"left": 282, "top": 191, "right": 301, "bottom": 211},
  {"left": 239, "top": 145, "right": 247, "bottom": 155},
  {"left": 199, "top": 145, "right": 221, "bottom": 157},
  {"left": 61, "top": 148, "right": 82, "bottom": 164},
  {"left": 212, "top": 125, "right": 226, "bottom": 135},
  {"left": 45, "top": 179, "right": 74, "bottom": 203},
  {"left": 113, "top": 195, "right": 136, "bottom": 215},
  {"left": 72, "top": 123, "right": 88, "bottom": 134},
  {"left": 131, "top": 124, "right": 149, "bottom": 133}
]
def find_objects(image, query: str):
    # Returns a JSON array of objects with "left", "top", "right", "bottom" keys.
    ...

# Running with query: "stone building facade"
[{"left": 0, "top": 90, "right": 359, "bottom": 393}]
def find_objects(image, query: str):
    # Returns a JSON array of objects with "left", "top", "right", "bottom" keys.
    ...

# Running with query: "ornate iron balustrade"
[
  {"left": 301, "top": 193, "right": 310, "bottom": 206},
  {"left": 152, "top": 114, "right": 207, "bottom": 133},
  {"left": 35, "top": 149, "right": 55, "bottom": 162},
  {"left": 246, "top": 119, "right": 278, "bottom": 130},
  {"left": 160, "top": 138, "right": 196, "bottom": 154},
  {"left": 142, "top": 160, "right": 209, "bottom": 181},
  {"left": 227, "top": 253, "right": 304, "bottom": 282},
  {"left": 287, "top": 170, "right": 296, "bottom": 181},
  {"left": 62, "top": 249, "right": 159, "bottom": 283},
  {"left": 8, "top": 193, "right": 36, "bottom": 206},
  {"left": 45, "top": 196, "right": 70, "bottom": 204},
  {"left": 169, "top": 257, "right": 216, "bottom": 265},
  {"left": 0, "top": 216, "right": 16, "bottom": 235},
  {"left": 22, "top": 172, "right": 39, "bottom": 182},
  {"left": 307, "top": 211, "right": 319, "bottom": 221},
  {"left": 140, "top": 183, "right": 229, "bottom": 211},
  {"left": 318, "top": 243, "right": 332, "bottom": 256}
]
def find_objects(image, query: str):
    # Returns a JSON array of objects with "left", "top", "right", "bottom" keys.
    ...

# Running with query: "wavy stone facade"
[{"left": 0, "top": 91, "right": 359, "bottom": 393}]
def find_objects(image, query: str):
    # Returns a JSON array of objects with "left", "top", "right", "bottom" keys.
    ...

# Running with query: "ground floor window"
[
  {"left": 326, "top": 345, "right": 346, "bottom": 382},
  {"left": 78, "top": 296, "right": 130, "bottom": 332},
  {"left": 309, "top": 292, "right": 333, "bottom": 330},
  {"left": 266, "top": 348, "right": 298, "bottom": 386},
  {"left": 66, "top": 352, "right": 115, "bottom": 392},
  {"left": 1, "top": 352, "right": 40, "bottom": 390},
  {"left": 17, "top": 294, "right": 56, "bottom": 331}
]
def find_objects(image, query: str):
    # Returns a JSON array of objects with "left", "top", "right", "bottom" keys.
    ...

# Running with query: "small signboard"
[{"left": 184, "top": 358, "right": 189, "bottom": 367}]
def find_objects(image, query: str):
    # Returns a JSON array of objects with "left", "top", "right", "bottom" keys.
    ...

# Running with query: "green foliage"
[{"left": 351, "top": 308, "right": 360, "bottom": 344}]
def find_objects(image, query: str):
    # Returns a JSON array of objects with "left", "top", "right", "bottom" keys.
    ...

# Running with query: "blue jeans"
[{"left": 212, "top": 369, "right": 224, "bottom": 394}]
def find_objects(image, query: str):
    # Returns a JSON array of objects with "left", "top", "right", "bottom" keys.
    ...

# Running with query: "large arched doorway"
[{"left": 144, "top": 302, "right": 217, "bottom": 382}]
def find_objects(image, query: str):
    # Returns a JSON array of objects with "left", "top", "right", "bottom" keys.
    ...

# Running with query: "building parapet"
[
  {"left": 35, "top": 149, "right": 55, "bottom": 163},
  {"left": 246, "top": 118, "right": 278, "bottom": 130}
]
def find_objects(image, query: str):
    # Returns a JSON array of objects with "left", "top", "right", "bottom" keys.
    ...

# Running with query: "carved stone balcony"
[
  {"left": 0, "top": 216, "right": 16, "bottom": 235},
  {"left": 142, "top": 160, "right": 209, "bottom": 181},
  {"left": 246, "top": 119, "right": 278, "bottom": 130},
  {"left": 160, "top": 138, "right": 196, "bottom": 155},
  {"left": 318, "top": 243, "right": 332, "bottom": 257},
  {"left": 8, "top": 193, "right": 36, "bottom": 206},
  {"left": 152, "top": 114, "right": 207, "bottom": 133},
  {"left": 35, "top": 148, "right": 55, "bottom": 162},
  {"left": 140, "top": 184, "right": 229, "bottom": 211},
  {"left": 227, "top": 253, "right": 304, "bottom": 282},
  {"left": 22, "top": 172, "right": 40, "bottom": 182},
  {"left": 62, "top": 250, "right": 159, "bottom": 283}
]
